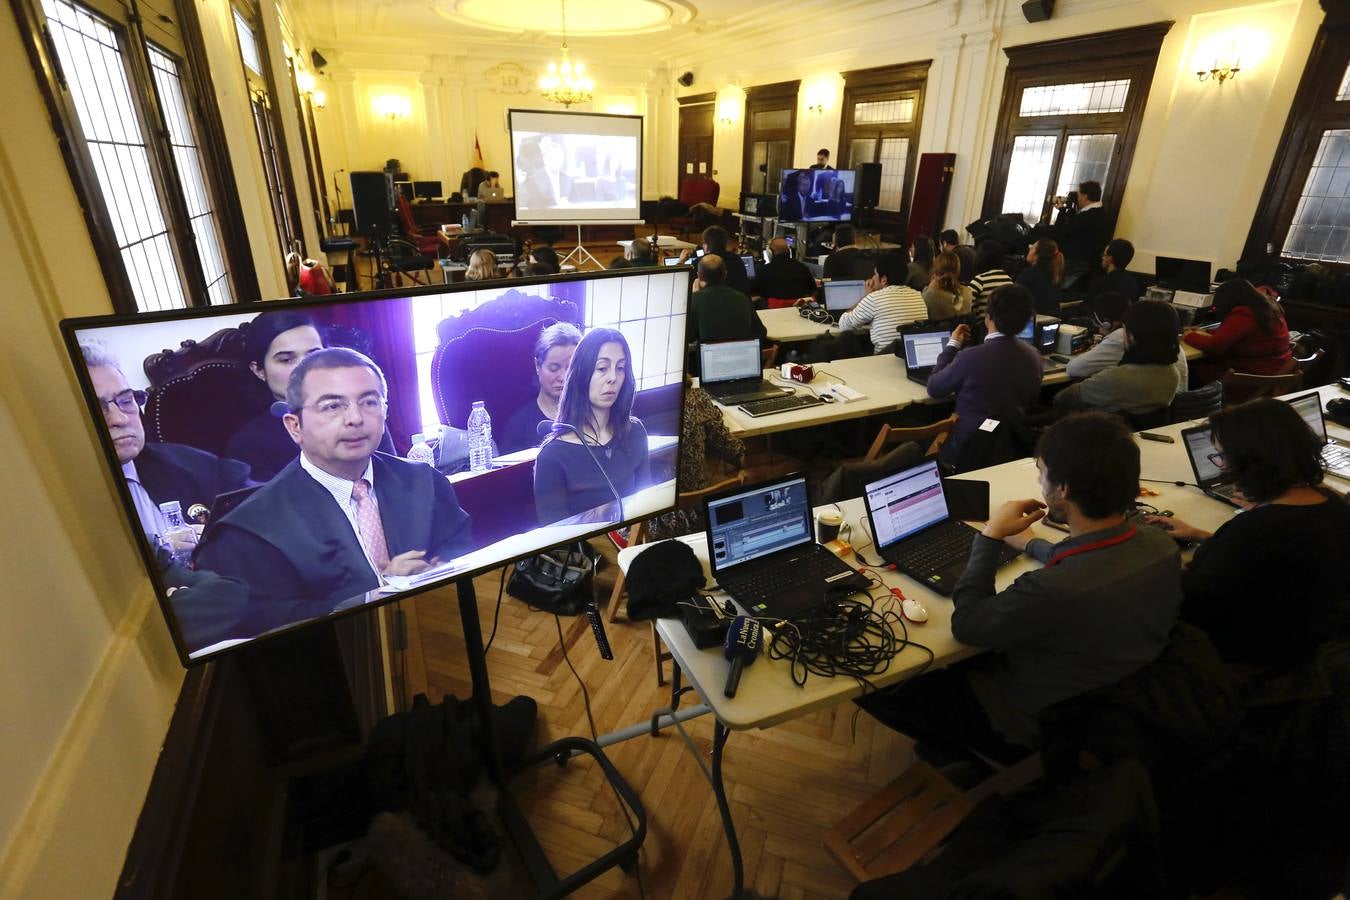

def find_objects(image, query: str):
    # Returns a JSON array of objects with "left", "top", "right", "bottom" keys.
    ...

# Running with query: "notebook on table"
[
  {"left": 1181, "top": 423, "right": 1243, "bottom": 507},
  {"left": 705, "top": 474, "right": 868, "bottom": 619},
  {"left": 1286, "top": 392, "right": 1350, "bottom": 481},
  {"left": 699, "top": 339, "right": 786, "bottom": 405},
  {"left": 901, "top": 329, "right": 952, "bottom": 386},
  {"left": 863, "top": 460, "right": 1019, "bottom": 595}
]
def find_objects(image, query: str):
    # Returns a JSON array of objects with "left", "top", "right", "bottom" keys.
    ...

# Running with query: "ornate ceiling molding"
[{"left": 432, "top": 0, "right": 697, "bottom": 37}]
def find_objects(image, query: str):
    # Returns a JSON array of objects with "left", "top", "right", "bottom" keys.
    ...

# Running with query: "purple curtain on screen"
[{"left": 324, "top": 297, "right": 420, "bottom": 454}]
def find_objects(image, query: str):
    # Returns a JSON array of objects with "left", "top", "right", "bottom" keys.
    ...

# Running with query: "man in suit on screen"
[{"left": 195, "top": 348, "right": 474, "bottom": 634}]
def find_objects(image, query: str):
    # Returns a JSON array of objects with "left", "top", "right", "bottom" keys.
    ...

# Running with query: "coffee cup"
[{"left": 816, "top": 509, "right": 843, "bottom": 544}]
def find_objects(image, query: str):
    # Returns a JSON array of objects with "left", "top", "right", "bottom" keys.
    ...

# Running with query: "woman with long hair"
[
  {"left": 922, "top": 250, "right": 973, "bottom": 320},
  {"left": 533, "top": 328, "right": 652, "bottom": 524},
  {"left": 465, "top": 248, "right": 499, "bottom": 282},
  {"left": 907, "top": 233, "right": 935, "bottom": 290},
  {"left": 1148, "top": 398, "right": 1350, "bottom": 667},
  {"left": 1184, "top": 278, "right": 1292, "bottom": 382},
  {"left": 1016, "top": 238, "right": 1064, "bottom": 316},
  {"left": 1054, "top": 301, "right": 1182, "bottom": 416},
  {"left": 499, "top": 322, "right": 581, "bottom": 453}
]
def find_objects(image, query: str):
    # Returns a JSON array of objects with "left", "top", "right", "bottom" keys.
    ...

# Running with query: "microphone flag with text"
[{"left": 723, "top": 615, "right": 762, "bottom": 698}]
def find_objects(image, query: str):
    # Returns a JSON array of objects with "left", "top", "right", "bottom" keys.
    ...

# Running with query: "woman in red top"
[{"left": 1184, "top": 279, "right": 1291, "bottom": 383}]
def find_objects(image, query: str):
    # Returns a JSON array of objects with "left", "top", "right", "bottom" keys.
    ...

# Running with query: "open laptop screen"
[
  {"left": 707, "top": 477, "right": 812, "bottom": 572},
  {"left": 1016, "top": 319, "right": 1035, "bottom": 345},
  {"left": 823, "top": 279, "right": 867, "bottom": 312},
  {"left": 699, "top": 340, "right": 762, "bottom": 384},
  {"left": 741, "top": 254, "right": 757, "bottom": 279},
  {"left": 1287, "top": 392, "right": 1328, "bottom": 442},
  {"left": 903, "top": 331, "right": 951, "bottom": 370},
  {"left": 1183, "top": 425, "right": 1225, "bottom": 485},
  {"left": 866, "top": 461, "right": 950, "bottom": 548}
]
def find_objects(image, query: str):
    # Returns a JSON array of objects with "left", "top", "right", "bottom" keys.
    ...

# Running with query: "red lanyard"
[{"left": 1044, "top": 525, "right": 1137, "bottom": 568}]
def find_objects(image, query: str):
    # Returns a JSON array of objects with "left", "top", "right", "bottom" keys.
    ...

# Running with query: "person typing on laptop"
[
  {"left": 856, "top": 413, "right": 1182, "bottom": 761},
  {"left": 687, "top": 254, "right": 768, "bottom": 347},
  {"left": 1146, "top": 399, "right": 1350, "bottom": 669}
]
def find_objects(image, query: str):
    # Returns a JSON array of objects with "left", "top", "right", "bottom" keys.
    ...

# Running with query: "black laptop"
[
  {"left": 1181, "top": 423, "right": 1243, "bottom": 507},
  {"left": 862, "top": 460, "right": 1019, "bottom": 595},
  {"left": 705, "top": 474, "right": 868, "bottom": 619},
  {"left": 700, "top": 339, "right": 786, "bottom": 405},
  {"left": 900, "top": 329, "right": 952, "bottom": 386}
]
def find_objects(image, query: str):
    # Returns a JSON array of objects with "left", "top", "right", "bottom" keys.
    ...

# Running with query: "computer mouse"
[
  {"left": 819, "top": 392, "right": 835, "bottom": 403},
  {"left": 901, "top": 596, "right": 928, "bottom": 624}
]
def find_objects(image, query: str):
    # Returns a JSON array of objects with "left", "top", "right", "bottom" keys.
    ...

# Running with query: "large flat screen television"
[
  {"left": 508, "top": 109, "right": 643, "bottom": 225},
  {"left": 778, "top": 168, "right": 855, "bottom": 223},
  {"left": 62, "top": 268, "right": 690, "bottom": 665}
]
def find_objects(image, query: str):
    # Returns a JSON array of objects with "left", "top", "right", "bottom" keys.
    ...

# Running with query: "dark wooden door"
[{"left": 678, "top": 102, "right": 715, "bottom": 194}]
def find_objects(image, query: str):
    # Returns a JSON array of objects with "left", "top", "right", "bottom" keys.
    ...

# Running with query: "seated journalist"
[
  {"left": 196, "top": 348, "right": 474, "bottom": 633},
  {"left": 856, "top": 413, "right": 1182, "bottom": 761}
]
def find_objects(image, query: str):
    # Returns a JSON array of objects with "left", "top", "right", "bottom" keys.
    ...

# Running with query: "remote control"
[{"left": 585, "top": 599, "right": 614, "bottom": 660}]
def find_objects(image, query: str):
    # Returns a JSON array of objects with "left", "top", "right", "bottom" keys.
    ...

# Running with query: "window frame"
[
  {"left": 981, "top": 22, "right": 1172, "bottom": 239},
  {"left": 741, "top": 80, "right": 798, "bottom": 198},
  {"left": 1244, "top": 15, "right": 1350, "bottom": 269},
  {"left": 10, "top": 0, "right": 257, "bottom": 313},
  {"left": 838, "top": 61, "right": 930, "bottom": 229}
]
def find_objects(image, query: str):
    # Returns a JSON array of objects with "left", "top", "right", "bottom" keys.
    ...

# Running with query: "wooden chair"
[
  {"left": 605, "top": 472, "right": 746, "bottom": 686},
  {"left": 1220, "top": 367, "right": 1303, "bottom": 404},
  {"left": 864, "top": 413, "right": 959, "bottom": 463}
]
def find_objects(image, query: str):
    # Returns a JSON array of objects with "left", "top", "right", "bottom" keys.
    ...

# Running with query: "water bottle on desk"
[
  {"left": 467, "top": 401, "right": 493, "bottom": 472},
  {"left": 158, "top": 500, "right": 197, "bottom": 567},
  {"left": 406, "top": 432, "right": 436, "bottom": 466}
]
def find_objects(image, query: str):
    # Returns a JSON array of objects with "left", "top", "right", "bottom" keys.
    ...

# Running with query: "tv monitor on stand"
[
  {"left": 413, "top": 180, "right": 442, "bottom": 202},
  {"left": 777, "top": 168, "right": 856, "bottom": 224}
]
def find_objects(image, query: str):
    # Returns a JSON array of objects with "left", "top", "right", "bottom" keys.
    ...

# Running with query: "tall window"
[
  {"left": 982, "top": 23, "right": 1171, "bottom": 236},
  {"left": 1246, "top": 20, "right": 1350, "bottom": 266},
  {"left": 231, "top": 3, "right": 301, "bottom": 258},
  {"left": 742, "top": 81, "right": 798, "bottom": 197},
  {"left": 839, "top": 62, "right": 929, "bottom": 227},
  {"left": 18, "top": 0, "right": 248, "bottom": 311}
]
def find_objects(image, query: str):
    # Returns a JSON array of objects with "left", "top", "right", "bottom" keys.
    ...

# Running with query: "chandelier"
[{"left": 538, "top": 0, "right": 593, "bottom": 107}]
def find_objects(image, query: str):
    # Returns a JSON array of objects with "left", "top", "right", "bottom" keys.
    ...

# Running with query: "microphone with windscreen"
[
  {"left": 723, "top": 615, "right": 762, "bottom": 698},
  {"left": 537, "top": 420, "right": 623, "bottom": 520}
]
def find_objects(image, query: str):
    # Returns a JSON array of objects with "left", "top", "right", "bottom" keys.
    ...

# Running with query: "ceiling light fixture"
[{"left": 538, "top": 0, "right": 593, "bottom": 108}]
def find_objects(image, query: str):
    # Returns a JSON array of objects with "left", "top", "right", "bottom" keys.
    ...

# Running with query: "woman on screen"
[
  {"left": 533, "top": 328, "right": 651, "bottom": 524},
  {"left": 225, "top": 310, "right": 393, "bottom": 481},
  {"left": 500, "top": 322, "right": 581, "bottom": 453}
]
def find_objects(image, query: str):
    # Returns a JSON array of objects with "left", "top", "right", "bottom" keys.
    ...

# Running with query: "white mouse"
[{"left": 901, "top": 596, "right": 928, "bottom": 623}]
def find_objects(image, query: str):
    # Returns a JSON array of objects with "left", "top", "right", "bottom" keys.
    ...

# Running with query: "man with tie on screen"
[{"left": 195, "top": 348, "right": 474, "bottom": 633}]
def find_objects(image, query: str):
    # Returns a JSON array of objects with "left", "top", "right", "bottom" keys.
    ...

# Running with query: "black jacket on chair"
[{"left": 136, "top": 442, "right": 253, "bottom": 513}]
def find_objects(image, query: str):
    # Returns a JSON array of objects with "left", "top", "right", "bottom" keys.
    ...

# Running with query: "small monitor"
[
  {"left": 413, "top": 181, "right": 442, "bottom": 201},
  {"left": 864, "top": 460, "right": 951, "bottom": 549},
  {"left": 1036, "top": 317, "right": 1060, "bottom": 354},
  {"left": 394, "top": 180, "right": 414, "bottom": 201},
  {"left": 777, "top": 169, "right": 855, "bottom": 223},
  {"left": 740, "top": 195, "right": 760, "bottom": 216},
  {"left": 706, "top": 476, "right": 813, "bottom": 573},
  {"left": 741, "top": 254, "right": 757, "bottom": 279},
  {"left": 823, "top": 279, "right": 867, "bottom": 312},
  {"left": 1016, "top": 319, "right": 1036, "bottom": 345},
  {"left": 663, "top": 257, "right": 684, "bottom": 267},
  {"left": 1155, "top": 257, "right": 1212, "bottom": 293}
]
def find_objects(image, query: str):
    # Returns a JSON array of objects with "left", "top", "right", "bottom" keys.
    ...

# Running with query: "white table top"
[
  {"left": 617, "top": 236, "right": 696, "bottom": 251},
  {"left": 618, "top": 382, "right": 1350, "bottom": 731},
  {"left": 757, "top": 307, "right": 835, "bottom": 343}
]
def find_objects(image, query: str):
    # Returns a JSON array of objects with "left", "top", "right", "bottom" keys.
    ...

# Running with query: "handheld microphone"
[
  {"left": 536, "top": 420, "right": 624, "bottom": 521},
  {"left": 722, "top": 615, "right": 762, "bottom": 698}
]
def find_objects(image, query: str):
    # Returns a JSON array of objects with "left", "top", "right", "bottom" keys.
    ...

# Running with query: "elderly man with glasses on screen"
[{"left": 195, "top": 348, "right": 474, "bottom": 633}]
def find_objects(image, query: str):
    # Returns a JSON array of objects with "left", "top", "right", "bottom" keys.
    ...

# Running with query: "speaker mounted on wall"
[
  {"left": 1022, "top": 0, "right": 1054, "bottom": 22},
  {"left": 677, "top": 71, "right": 695, "bottom": 87}
]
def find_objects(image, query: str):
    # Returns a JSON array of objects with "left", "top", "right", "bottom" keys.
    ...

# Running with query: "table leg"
[{"left": 712, "top": 721, "right": 746, "bottom": 898}]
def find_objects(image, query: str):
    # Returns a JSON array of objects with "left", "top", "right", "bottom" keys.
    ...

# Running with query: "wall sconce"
[
  {"left": 716, "top": 95, "right": 740, "bottom": 127},
  {"left": 806, "top": 102, "right": 824, "bottom": 115},
  {"left": 296, "top": 69, "right": 316, "bottom": 95},
  {"left": 1196, "top": 58, "right": 1241, "bottom": 84},
  {"left": 311, "top": 89, "right": 327, "bottom": 110},
  {"left": 372, "top": 94, "right": 411, "bottom": 121}
]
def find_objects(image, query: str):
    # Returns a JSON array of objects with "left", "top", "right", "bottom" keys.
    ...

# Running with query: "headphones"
[{"left": 798, "top": 302, "right": 832, "bottom": 324}]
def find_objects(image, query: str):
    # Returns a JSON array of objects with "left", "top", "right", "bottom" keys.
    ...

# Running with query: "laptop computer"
[
  {"left": 1181, "top": 423, "right": 1243, "bottom": 507},
  {"left": 699, "top": 339, "right": 787, "bottom": 405},
  {"left": 740, "top": 254, "right": 757, "bottom": 279},
  {"left": 705, "top": 474, "right": 868, "bottom": 619},
  {"left": 900, "top": 329, "right": 952, "bottom": 385},
  {"left": 863, "top": 460, "right": 1019, "bottom": 595},
  {"left": 1287, "top": 392, "right": 1350, "bottom": 481},
  {"left": 480, "top": 186, "right": 505, "bottom": 200},
  {"left": 823, "top": 279, "right": 867, "bottom": 319}
]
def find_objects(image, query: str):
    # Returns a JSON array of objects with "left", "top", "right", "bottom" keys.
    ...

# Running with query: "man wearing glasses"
[
  {"left": 196, "top": 348, "right": 474, "bottom": 632},
  {"left": 82, "top": 342, "right": 252, "bottom": 544}
]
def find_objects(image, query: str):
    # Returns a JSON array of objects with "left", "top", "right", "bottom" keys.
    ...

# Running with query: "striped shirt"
[
  {"left": 838, "top": 284, "right": 928, "bottom": 353},
  {"left": 968, "top": 268, "right": 1014, "bottom": 319}
]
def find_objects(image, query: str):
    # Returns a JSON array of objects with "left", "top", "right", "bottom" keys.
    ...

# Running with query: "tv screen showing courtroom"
[{"left": 63, "top": 268, "right": 689, "bottom": 664}]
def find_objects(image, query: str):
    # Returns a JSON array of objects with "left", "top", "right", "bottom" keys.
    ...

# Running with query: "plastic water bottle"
[
  {"left": 158, "top": 500, "right": 197, "bottom": 567},
  {"left": 407, "top": 432, "right": 436, "bottom": 467},
  {"left": 467, "top": 401, "right": 493, "bottom": 473}
]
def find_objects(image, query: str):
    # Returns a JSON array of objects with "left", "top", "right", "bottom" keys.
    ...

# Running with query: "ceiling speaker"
[
  {"left": 677, "top": 71, "right": 695, "bottom": 87},
  {"left": 1021, "top": 0, "right": 1054, "bottom": 22},
  {"left": 311, "top": 48, "right": 328, "bottom": 70}
]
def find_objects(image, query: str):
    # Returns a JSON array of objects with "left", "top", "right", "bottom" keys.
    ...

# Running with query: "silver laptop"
[
  {"left": 699, "top": 339, "right": 786, "bottom": 405},
  {"left": 480, "top": 186, "right": 505, "bottom": 200},
  {"left": 1287, "top": 392, "right": 1350, "bottom": 481},
  {"left": 1181, "top": 423, "right": 1243, "bottom": 507}
]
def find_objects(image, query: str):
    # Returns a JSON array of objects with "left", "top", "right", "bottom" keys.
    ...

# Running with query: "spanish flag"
[{"left": 472, "top": 134, "right": 486, "bottom": 170}]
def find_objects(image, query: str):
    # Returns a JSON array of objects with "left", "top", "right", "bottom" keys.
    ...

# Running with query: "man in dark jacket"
[
  {"left": 678, "top": 226, "right": 750, "bottom": 295},
  {"left": 1053, "top": 179, "right": 1109, "bottom": 272},
  {"left": 823, "top": 224, "right": 876, "bottom": 280},
  {"left": 1086, "top": 238, "right": 1142, "bottom": 306},
  {"left": 686, "top": 255, "right": 768, "bottom": 346},
  {"left": 750, "top": 237, "right": 817, "bottom": 302},
  {"left": 856, "top": 412, "right": 1182, "bottom": 757}
]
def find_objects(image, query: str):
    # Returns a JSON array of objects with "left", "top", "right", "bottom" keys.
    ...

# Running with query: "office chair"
[
  {"left": 864, "top": 414, "right": 958, "bottom": 463},
  {"left": 1169, "top": 382, "right": 1223, "bottom": 423},
  {"left": 1220, "top": 367, "right": 1302, "bottom": 405}
]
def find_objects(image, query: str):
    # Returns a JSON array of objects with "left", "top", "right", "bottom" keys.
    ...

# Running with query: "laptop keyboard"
[
  {"left": 721, "top": 547, "right": 850, "bottom": 599},
  {"left": 890, "top": 521, "right": 981, "bottom": 576},
  {"left": 739, "top": 393, "right": 825, "bottom": 416},
  {"left": 1324, "top": 443, "right": 1350, "bottom": 472}
]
